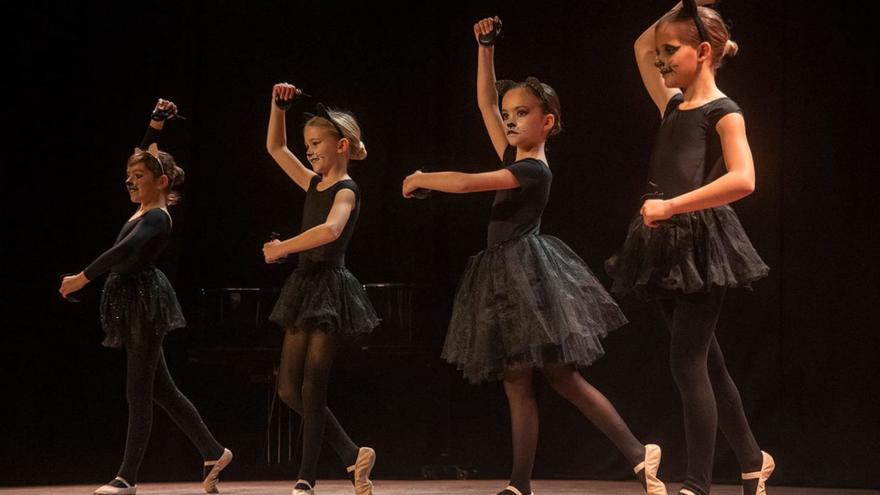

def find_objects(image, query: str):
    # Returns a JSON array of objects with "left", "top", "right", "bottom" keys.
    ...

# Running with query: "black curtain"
[{"left": 4, "top": 0, "right": 877, "bottom": 489}]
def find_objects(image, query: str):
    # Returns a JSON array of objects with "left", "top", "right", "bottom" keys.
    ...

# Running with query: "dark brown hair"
[
  {"left": 127, "top": 149, "right": 185, "bottom": 206},
  {"left": 496, "top": 76, "right": 563, "bottom": 136}
]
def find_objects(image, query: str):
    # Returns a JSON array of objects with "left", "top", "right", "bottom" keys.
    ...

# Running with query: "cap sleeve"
[
  {"left": 333, "top": 180, "right": 360, "bottom": 202},
  {"left": 505, "top": 159, "right": 547, "bottom": 190},
  {"left": 706, "top": 98, "right": 743, "bottom": 128}
]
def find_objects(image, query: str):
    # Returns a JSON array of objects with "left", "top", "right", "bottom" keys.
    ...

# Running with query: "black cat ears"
[
  {"left": 682, "top": 0, "right": 710, "bottom": 43},
  {"left": 303, "top": 103, "right": 346, "bottom": 137}
]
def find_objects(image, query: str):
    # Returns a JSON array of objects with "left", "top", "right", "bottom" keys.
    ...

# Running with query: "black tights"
[
  {"left": 502, "top": 363, "right": 647, "bottom": 495},
  {"left": 277, "top": 330, "right": 360, "bottom": 485},
  {"left": 118, "top": 329, "right": 224, "bottom": 484},
  {"left": 654, "top": 288, "right": 763, "bottom": 495}
]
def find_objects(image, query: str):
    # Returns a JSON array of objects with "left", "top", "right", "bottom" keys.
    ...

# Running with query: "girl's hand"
[
  {"left": 273, "top": 83, "right": 300, "bottom": 102},
  {"left": 473, "top": 16, "right": 500, "bottom": 44},
  {"left": 263, "top": 239, "right": 285, "bottom": 264},
  {"left": 640, "top": 199, "right": 674, "bottom": 227},
  {"left": 402, "top": 170, "right": 424, "bottom": 198},
  {"left": 59, "top": 272, "right": 88, "bottom": 299},
  {"left": 154, "top": 98, "right": 178, "bottom": 116}
]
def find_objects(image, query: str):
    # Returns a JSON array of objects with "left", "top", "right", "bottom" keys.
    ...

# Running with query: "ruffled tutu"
[
  {"left": 269, "top": 263, "right": 379, "bottom": 337},
  {"left": 605, "top": 205, "right": 769, "bottom": 300},
  {"left": 442, "top": 234, "right": 628, "bottom": 383},
  {"left": 99, "top": 267, "right": 186, "bottom": 348}
]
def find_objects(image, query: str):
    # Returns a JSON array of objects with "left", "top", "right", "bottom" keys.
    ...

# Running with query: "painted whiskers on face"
[
  {"left": 500, "top": 88, "right": 550, "bottom": 148},
  {"left": 303, "top": 125, "right": 347, "bottom": 174},
  {"left": 305, "top": 140, "right": 324, "bottom": 172},
  {"left": 655, "top": 44, "right": 680, "bottom": 78},
  {"left": 125, "top": 163, "right": 165, "bottom": 204},
  {"left": 654, "top": 22, "right": 703, "bottom": 89}
]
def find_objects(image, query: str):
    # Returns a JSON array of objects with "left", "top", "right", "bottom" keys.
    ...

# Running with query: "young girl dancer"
[
  {"left": 59, "top": 99, "right": 233, "bottom": 495},
  {"left": 403, "top": 17, "right": 667, "bottom": 495},
  {"left": 605, "top": 2, "right": 775, "bottom": 494},
  {"left": 264, "top": 83, "right": 380, "bottom": 495}
]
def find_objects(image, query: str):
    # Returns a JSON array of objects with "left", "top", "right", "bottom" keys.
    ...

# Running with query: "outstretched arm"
[
  {"left": 402, "top": 168, "right": 520, "bottom": 197},
  {"left": 59, "top": 210, "right": 169, "bottom": 297},
  {"left": 266, "top": 83, "right": 317, "bottom": 192}
]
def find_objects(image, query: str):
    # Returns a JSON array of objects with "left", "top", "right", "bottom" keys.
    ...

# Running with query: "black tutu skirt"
[
  {"left": 269, "top": 263, "right": 379, "bottom": 337},
  {"left": 99, "top": 267, "right": 187, "bottom": 349},
  {"left": 605, "top": 205, "right": 769, "bottom": 300},
  {"left": 442, "top": 234, "right": 628, "bottom": 383}
]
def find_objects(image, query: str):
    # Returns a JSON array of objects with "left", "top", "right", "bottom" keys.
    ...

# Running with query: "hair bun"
[
  {"left": 351, "top": 141, "right": 368, "bottom": 161},
  {"left": 169, "top": 165, "right": 186, "bottom": 187},
  {"left": 724, "top": 39, "right": 739, "bottom": 58},
  {"left": 307, "top": 106, "right": 368, "bottom": 162}
]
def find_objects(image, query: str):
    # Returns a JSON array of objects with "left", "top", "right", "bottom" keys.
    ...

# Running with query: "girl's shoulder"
[
  {"left": 665, "top": 94, "right": 743, "bottom": 127},
  {"left": 704, "top": 97, "right": 743, "bottom": 128}
]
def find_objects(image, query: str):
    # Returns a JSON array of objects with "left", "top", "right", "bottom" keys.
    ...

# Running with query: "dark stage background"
[{"left": 4, "top": 0, "right": 877, "bottom": 490}]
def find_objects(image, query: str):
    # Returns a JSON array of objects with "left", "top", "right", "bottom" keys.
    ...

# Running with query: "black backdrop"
[{"left": 4, "top": 0, "right": 878, "bottom": 490}]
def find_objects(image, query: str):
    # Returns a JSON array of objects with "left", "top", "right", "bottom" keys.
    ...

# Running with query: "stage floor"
[{"left": 1, "top": 480, "right": 877, "bottom": 495}]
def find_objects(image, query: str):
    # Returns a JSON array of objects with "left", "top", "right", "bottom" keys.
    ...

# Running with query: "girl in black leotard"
[
  {"left": 263, "top": 83, "right": 379, "bottom": 495},
  {"left": 605, "top": 2, "right": 775, "bottom": 494},
  {"left": 403, "top": 17, "right": 667, "bottom": 495},
  {"left": 59, "top": 99, "right": 232, "bottom": 495}
]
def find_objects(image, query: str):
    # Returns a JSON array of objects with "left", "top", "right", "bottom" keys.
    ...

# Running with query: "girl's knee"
[
  {"left": 277, "top": 384, "right": 303, "bottom": 412},
  {"left": 670, "top": 355, "right": 708, "bottom": 386},
  {"left": 542, "top": 366, "right": 579, "bottom": 397},
  {"left": 503, "top": 370, "right": 535, "bottom": 399}
]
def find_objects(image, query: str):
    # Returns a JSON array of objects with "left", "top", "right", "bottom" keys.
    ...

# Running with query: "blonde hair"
[
  {"left": 658, "top": 6, "right": 738, "bottom": 70},
  {"left": 306, "top": 110, "right": 368, "bottom": 161}
]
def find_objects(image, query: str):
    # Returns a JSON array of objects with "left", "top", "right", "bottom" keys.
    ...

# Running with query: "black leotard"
[{"left": 297, "top": 175, "right": 360, "bottom": 267}]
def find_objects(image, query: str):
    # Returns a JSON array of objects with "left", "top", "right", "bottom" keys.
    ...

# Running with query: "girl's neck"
[
  {"left": 516, "top": 141, "right": 548, "bottom": 164},
  {"left": 138, "top": 197, "right": 167, "bottom": 213},
  {"left": 681, "top": 67, "right": 723, "bottom": 106},
  {"left": 321, "top": 162, "right": 350, "bottom": 182}
]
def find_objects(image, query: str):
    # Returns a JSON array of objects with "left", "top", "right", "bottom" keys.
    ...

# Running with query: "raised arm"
[
  {"left": 634, "top": 4, "right": 683, "bottom": 116},
  {"left": 137, "top": 98, "right": 178, "bottom": 150},
  {"left": 262, "top": 189, "right": 356, "bottom": 263},
  {"left": 266, "top": 83, "right": 317, "bottom": 191},
  {"left": 475, "top": 17, "right": 509, "bottom": 161},
  {"left": 641, "top": 113, "right": 756, "bottom": 226}
]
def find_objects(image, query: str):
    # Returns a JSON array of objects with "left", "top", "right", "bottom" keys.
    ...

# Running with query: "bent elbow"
[
  {"left": 325, "top": 224, "right": 343, "bottom": 241},
  {"left": 742, "top": 171, "right": 756, "bottom": 194},
  {"left": 634, "top": 39, "right": 651, "bottom": 58},
  {"left": 737, "top": 176, "right": 755, "bottom": 197}
]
